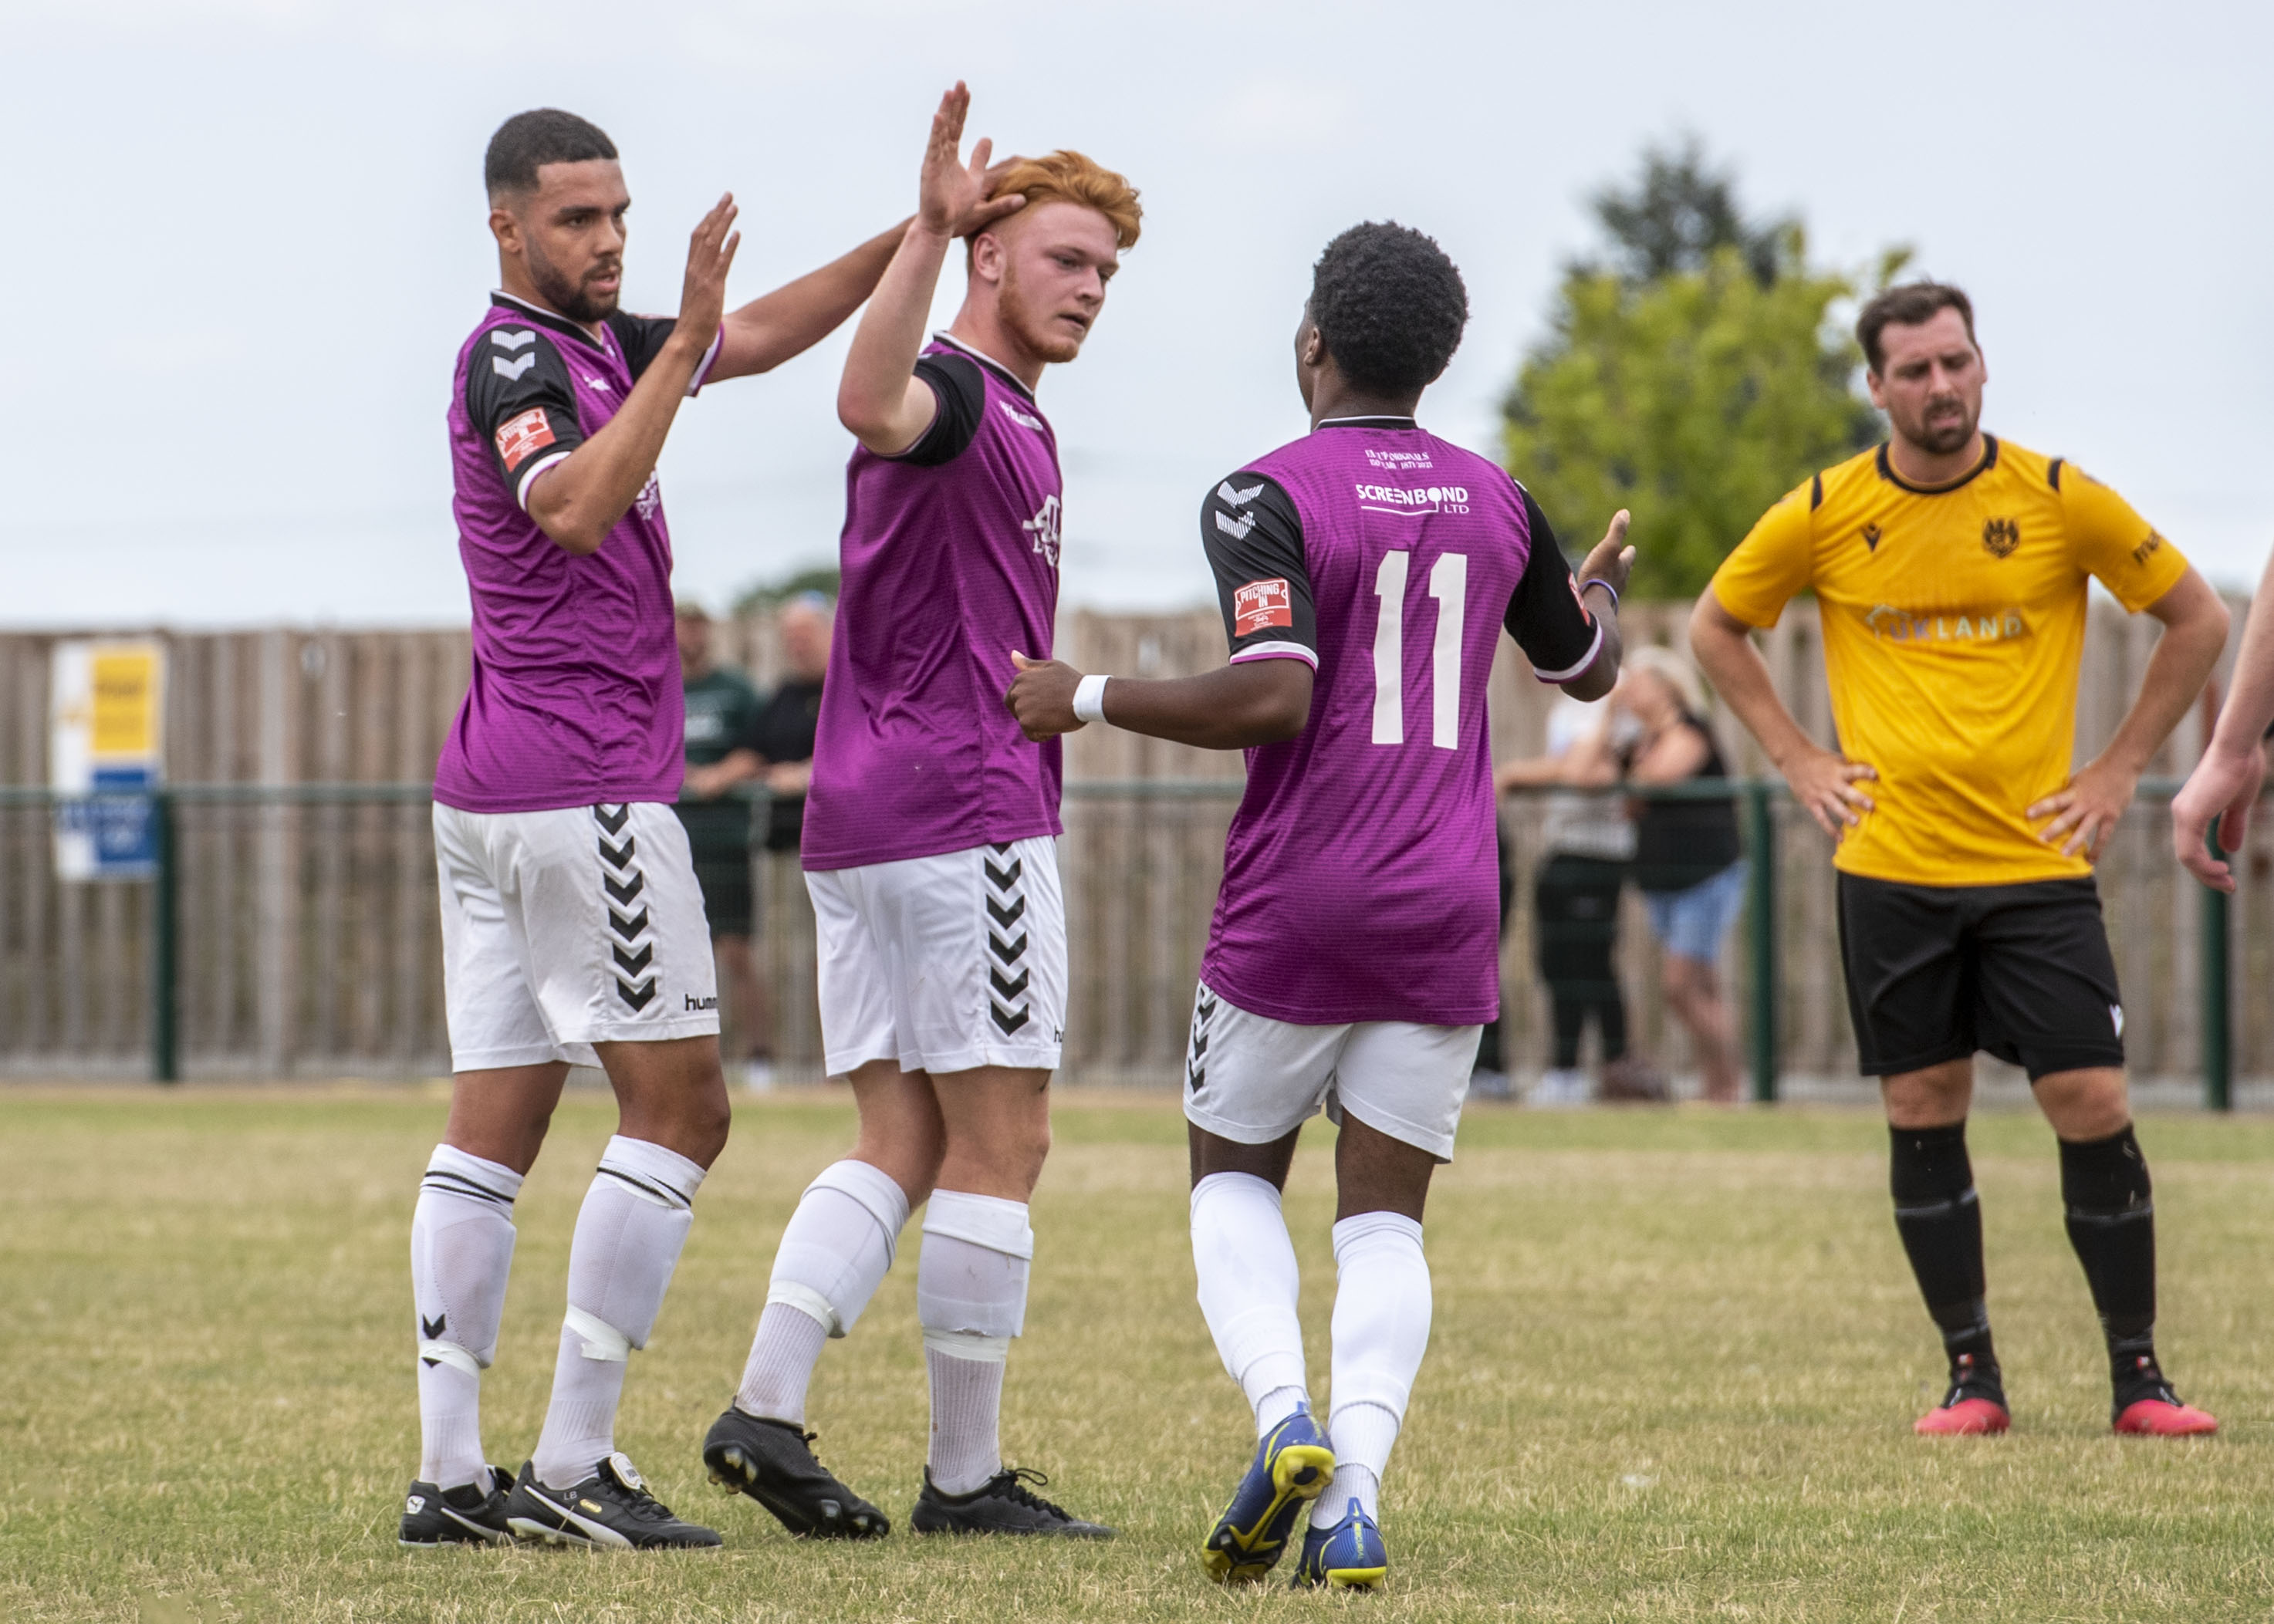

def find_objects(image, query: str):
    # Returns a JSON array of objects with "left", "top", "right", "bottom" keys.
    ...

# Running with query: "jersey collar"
[
  {"left": 1876, "top": 433, "right": 1999, "bottom": 495},
  {"left": 490, "top": 291, "right": 614, "bottom": 356},
  {"left": 1317, "top": 414, "right": 1419, "bottom": 430},
  {"left": 931, "top": 331, "right": 1039, "bottom": 402}
]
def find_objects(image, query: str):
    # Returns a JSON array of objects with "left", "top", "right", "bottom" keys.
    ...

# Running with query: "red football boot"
[{"left": 1914, "top": 1352, "right": 2010, "bottom": 1435}]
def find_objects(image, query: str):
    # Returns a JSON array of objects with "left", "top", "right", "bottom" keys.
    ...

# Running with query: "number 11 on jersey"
[{"left": 1370, "top": 549, "right": 1467, "bottom": 750}]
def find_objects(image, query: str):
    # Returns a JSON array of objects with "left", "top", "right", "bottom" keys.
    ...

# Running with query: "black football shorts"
[{"left": 1836, "top": 872, "right": 2126, "bottom": 1081}]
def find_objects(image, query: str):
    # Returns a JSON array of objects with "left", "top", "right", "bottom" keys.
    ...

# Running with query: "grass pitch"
[{"left": 2, "top": 1089, "right": 2270, "bottom": 1622}]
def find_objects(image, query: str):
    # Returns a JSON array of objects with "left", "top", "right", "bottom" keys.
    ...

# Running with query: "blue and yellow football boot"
[
  {"left": 1291, "top": 1502, "right": 1388, "bottom": 1591},
  {"left": 1200, "top": 1407, "right": 1336, "bottom": 1583}
]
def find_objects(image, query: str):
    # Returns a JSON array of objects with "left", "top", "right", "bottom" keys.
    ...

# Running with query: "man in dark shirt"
[
  {"left": 674, "top": 603, "right": 766, "bottom": 1074},
  {"left": 747, "top": 593, "right": 831, "bottom": 849}
]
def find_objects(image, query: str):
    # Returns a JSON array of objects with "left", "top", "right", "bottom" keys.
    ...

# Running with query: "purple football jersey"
[
  {"left": 434, "top": 293, "right": 719, "bottom": 814},
  {"left": 1198, "top": 419, "right": 1602, "bottom": 1025},
  {"left": 801, "top": 337, "right": 1066, "bottom": 870}
]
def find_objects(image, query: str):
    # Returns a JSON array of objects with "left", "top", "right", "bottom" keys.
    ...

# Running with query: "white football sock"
[
  {"left": 1323, "top": 1210, "right": 1431, "bottom": 1525},
  {"left": 530, "top": 1136, "right": 705, "bottom": 1490},
  {"left": 736, "top": 1160, "right": 909, "bottom": 1423},
  {"left": 917, "top": 1190, "right": 1032, "bottom": 1496},
  {"left": 411, "top": 1146, "right": 522, "bottom": 1492},
  {"left": 1190, "top": 1172, "right": 1311, "bottom": 1437}
]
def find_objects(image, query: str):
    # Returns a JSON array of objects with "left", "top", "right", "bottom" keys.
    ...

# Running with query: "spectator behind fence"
[
  {"left": 1498, "top": 694, "right": 1663, "bottom": 1105},
  {"left": 745, "top": 592, "right": 831, "bottom": 857},
  {"left": 674, "top": 603, "right": 769, "bottom": 1085},
  {"left": 1619, "top": 646, "right": 1746, "bottom": 1103}
]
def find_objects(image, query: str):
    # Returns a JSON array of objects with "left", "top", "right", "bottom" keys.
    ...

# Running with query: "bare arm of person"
[
  {"left": 1689, "top": 588, "right": 1875, "bottom": 839},
  {"left": 1005, "top": 654, "right": 1313, "bottom": 750},
  {"left": 684, "top": 747, "right": 764, "bottom": 800},
  {"left": 1626, "top": 721, "right": 1711, "bottom": 785},
  {"left": 526, "top": 197, "right": 739, "bottom": 554},
  {"left": 836, "top": 83, "right": 1025, "bottom": 455},
  {"left": 708, "top": 220, "right": 911, "bottom": 381},
  {"left": 2174, "top": 556, "right": 2274, "bottom": 890},
  {"left": 2031, "top": 565, "right": 2228, "bottom": 859}
]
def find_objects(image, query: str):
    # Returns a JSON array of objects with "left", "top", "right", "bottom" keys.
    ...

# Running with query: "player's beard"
[
  {"left": 1911, "top": 395, "right": 1977, "bottom": 455},
  {"left": 526, "top": 235, "right": 621, "bottom": 326},
  {"left": 998, "top": 260, "right": 1086, "bottom": 366}
]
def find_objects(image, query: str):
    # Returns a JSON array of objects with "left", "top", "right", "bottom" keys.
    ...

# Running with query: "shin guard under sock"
[
  {"left": 411, "top": 1146, "right": 522, "bottom": 1491},
  {"left": 1889, "top": 1122, "right": 1999, "bottom": 1393},
  {"left": 2058, "top": 1125, "right": 2161, "bottom": 1401},
  {"left": 1189, "top": 1173, "right": 1310, "bottom": 1436},
  {"left": 917, "top": 1191, "right": 1032, "bottom": 1496}
]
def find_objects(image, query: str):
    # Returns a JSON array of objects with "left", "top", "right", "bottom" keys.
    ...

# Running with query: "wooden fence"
[{"left": 0, "top": 596, "right": 2263, "bottom": 1094}]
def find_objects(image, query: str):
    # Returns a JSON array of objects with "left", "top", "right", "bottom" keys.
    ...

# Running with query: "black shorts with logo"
[{"left": 1836, "top": 873, "right": 2125, "bottom": 1081}]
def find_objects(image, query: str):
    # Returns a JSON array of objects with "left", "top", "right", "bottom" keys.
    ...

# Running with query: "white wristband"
[{"left": 1072, "top": 673, "right": 1110, "bottom": 724}]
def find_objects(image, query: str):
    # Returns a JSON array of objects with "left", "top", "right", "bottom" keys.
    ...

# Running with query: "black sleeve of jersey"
[
  {"left": 1503, "top": 488, "right": 1603, "bottom": 681},
  {"left": 892, "top": 353, "right": 988, "bottom": 467},
  {"left": 603, "top": 312, "right": 682, "bottom": 381},
  {"left": 464, "top": 326, "right": 586, "bottom": 510},
  {"left": 1201, "top": 474, "right": 1317, "bottom": 663}
]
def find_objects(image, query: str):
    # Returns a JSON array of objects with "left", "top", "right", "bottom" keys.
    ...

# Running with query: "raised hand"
[
  {"left": 1577, "top": 509, "right": 1636, "bottom": 601},
  {"left": 677, "top": 193, "right": 741, "bottom": 344},
  {"left": 919, "top": 83, "right": 1025, "bottom": 240}
]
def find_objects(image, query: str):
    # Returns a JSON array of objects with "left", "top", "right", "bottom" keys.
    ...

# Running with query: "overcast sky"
[{"left": 7, "top": 0, "right": 2270, "bottom": 627}]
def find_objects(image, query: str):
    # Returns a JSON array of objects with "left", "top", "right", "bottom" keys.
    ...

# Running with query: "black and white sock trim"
[
  {"left": 595, "top": 804, "right": 657, "bottom": 1012},
  {"left": 985, "top": 843, "right": 1032, "bottom": 1036},
  {"left": 421, "top": 1167, "right": 518, "bottom": 1211},
  {"left": 595, "top": 1160, "right": 696, "bottom": 1211}
]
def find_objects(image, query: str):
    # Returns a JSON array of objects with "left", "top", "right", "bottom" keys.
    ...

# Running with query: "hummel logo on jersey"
[
  {"left": 492, "top": 353, "right": 537, "bottom": 381},
  {"left": 489, "top": 329, "right": 536, "bottom": 352},
  {"left": 586, "top": 375, "right": 613, "bottom": 393},
  {"left": 634, "top": 473, "right": 662, "bottom": 522},
  {"left": 1214, "top": 509, "right": 1255, "bottom": 542},
  {"left": 1218, "top": 481, "right": 1264, "bottom": 507},
  {"left": 1023, "top": 495, "right": 1062, "bottom": 568},
  {"left": 998, "top": 400, "right": 1046, "bottom": 431}
]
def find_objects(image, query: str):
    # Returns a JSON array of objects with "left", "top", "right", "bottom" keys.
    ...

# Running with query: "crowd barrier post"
[{"left": 150, "top": 789, "right": 181, "bottom": 1084}]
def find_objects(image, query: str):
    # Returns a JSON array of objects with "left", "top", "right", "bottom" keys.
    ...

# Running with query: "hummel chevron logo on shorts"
[
  {"left": 1187, "top": 988, "right": 1218, "bottom": 1097},
  {"left": 985, "top": 844, "right": 1032, "bottom": 1035},
  {"left": 596, "top": 805, "right": 657, "bottom": 1011}
]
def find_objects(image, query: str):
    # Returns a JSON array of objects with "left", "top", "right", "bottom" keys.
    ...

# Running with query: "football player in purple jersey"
[
  {"left": 700, "top": 84, "right": 1137, "bottom": 1542},
  {"left": 404, "top": 105, "right": 1011, "bottom": 1553},
  {"left": 1009, "top": 223, "right": 1634, "bottom": 1590}
]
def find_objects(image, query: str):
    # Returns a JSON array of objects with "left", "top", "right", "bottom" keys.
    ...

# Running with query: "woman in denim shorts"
[{"left": 1620, "top": 648, "right": 1746, "bottom": 1102}]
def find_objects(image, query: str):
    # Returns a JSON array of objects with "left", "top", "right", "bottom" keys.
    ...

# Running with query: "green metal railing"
[{"left": 0, "top": 776, "right": 2243, "bottom": 1102}]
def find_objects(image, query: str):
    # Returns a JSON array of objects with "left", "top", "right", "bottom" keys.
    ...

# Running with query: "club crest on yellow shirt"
[{"left": 1981, "top": 517, "right": 2021, "bottom": 558}]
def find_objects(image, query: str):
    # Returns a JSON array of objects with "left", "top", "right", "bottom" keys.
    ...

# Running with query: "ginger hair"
[{"left": 984, "top": 150, "right": 1143, "bottom": 250}]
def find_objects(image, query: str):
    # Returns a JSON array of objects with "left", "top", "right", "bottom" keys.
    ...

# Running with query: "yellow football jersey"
[{"left": 1708, "top": 435, "right": 2189, "bottom": 886}]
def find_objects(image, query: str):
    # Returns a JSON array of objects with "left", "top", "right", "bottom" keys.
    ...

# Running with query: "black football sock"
[
  {"left": 1596, "top": 991, "right": 1629, "bottom": 1065},
  {"left": 1889, "top": 1122, "right": 2000, "bottom": 1396},
  {"left": 1549, "top": 997, "right": 1586, "bottom": 1070},
  {"left": 2057, "top": 1125, "right": 2163, "bottom": 1405}
]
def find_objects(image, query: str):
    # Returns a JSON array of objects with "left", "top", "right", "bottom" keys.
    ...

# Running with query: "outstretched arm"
[
  {"left": 2174, "top": 556, "right": 2273, "bottom": 890},
  {"left": 2031, "top": 566, "right": 2228, "bottom": 859},
  {"left": 707, "top": 220, "right": 910, "bottom": 382},
  {"left": 1006, "top": 653, "right": 1313, "bottom": 749},
  {"left": 836, "top": 83, "right": 1025, "bottom": 454},
  {"left": 1690, "top": 589, "right": 1877, "bottom": 839},
  {"left": 525, "top": 196, "right": 739, "bottom": 555}
]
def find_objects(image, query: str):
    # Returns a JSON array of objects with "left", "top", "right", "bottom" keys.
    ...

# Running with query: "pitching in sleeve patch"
[
  {"left": 1233, "top": 578, "right": 1294, "bottom": 636},
  {"left": 495, "top": 407, "right": 558, "bottom": 473}
]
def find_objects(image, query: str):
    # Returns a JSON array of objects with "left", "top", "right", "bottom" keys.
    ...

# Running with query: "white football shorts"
[
  {"left": 1181, "top": 981, "right": 1481, "bottom": 1163},
  {"left": 806, "top": 836, "right": 1066, "bottom": 1078},
  {"left": 434, "top": 800, "right": 720, "bottom": 1072}
]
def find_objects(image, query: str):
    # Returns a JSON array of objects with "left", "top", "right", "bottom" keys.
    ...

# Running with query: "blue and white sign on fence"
[{"left": 50, "top": 640, "right": 167, "bottom": 881}]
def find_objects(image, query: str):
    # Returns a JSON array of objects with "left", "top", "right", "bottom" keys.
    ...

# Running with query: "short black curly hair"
[
  {"left": 1308, "top": 222, "right": 1468, "bottom": 396},
  {"left": 485, "top": 109, "right": 617, "bottom": 200}
]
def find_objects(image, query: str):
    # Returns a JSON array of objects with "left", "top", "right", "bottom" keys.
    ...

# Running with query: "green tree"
[{"left": 1505, "top": 142, "right": 1893, "bottom": 599}]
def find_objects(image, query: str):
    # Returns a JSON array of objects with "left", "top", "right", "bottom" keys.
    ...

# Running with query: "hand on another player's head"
[
  {"left": 1005, "top": 652, "right": 1085, "bottom": 741},
  {"left": 2170, "top": 740, "right": 2265, "bottom": 893},
  {"left": 677, "top": 193, "right": 741, "bottom": 342},
  {"left": 919, "top": 83, "right": 1026, "bottom": 240},
  {"left": 1782, "top": 744, "right": 1876, "bottom": 842},
  {"left": 1576, "top": 510, "right": 1634, "bottom": 602}
]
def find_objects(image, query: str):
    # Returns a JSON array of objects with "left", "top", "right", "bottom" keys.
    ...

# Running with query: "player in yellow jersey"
[{"left": 1691, "top": 282, "right": 2230, "bottom": 1438}]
